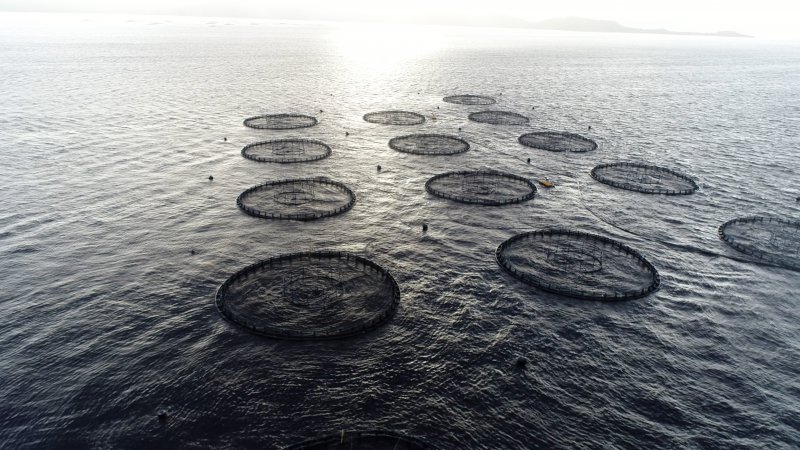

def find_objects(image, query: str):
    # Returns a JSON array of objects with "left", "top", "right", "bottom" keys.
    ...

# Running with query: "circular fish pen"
[
  {"left": 237, "top": 178, "right": 355, "bottom": 221},
  {"left": 243, "top": 114, "right": 318, "bottom": 130},
  {"left": 443, "top": 94, "right": 496, "bottom": 105},
  {"left": 496, "top": 229, "right": 660, "bottom": 301},
  {"left": 388, "top": 134, "right": 469, "bottom": 155},
  {"left": 518, "top": 131, "right": 598, "bottom": 153},
  {"left": 363, "top": 111, "right": 426, "bottom": 126},
  {"left": 591, "top": 162, "right": 698, "bottom": 195},
  {"left": 284, "top": 430, "right": 432, "bottom": 450},
  {"left": 241, "top": 139, "right": 331, "bottom": 163},
  {"left": 425, "top": 170, "right": 536, "bottom": 206},
  {"left": 718, "top": 216, "right": 800, "bottom": 270},
  {"left": 468, "top": 110, "right": 529, "bottom": 125},
  {"left": 216, "top": 252, "right": 400, "bottom": 340}
]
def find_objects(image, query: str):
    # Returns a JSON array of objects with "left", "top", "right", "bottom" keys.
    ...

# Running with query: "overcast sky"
[{"left": 1, "top": 0, "right": 798, "bottom": 39}]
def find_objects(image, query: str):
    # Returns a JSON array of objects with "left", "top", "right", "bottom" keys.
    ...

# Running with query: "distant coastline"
[
  {"left": 527, "top": 17, "right": 753, "bottom": 38},
  {"left": 0, "top": 10, "right": 754, "bottom": 38}
]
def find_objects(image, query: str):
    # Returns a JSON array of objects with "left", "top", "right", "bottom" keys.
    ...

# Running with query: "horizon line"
[{"left": 3, "top": 9, "right": 799, "bottom": 42}]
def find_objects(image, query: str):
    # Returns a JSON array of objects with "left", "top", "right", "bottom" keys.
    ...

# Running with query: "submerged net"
[
  {"left": 284, "top": 430, "right": 432, "bottom": 450},
  {"left": 243, "top": 114, "right": 318, "bottom": 130},
  {"left": 388, "top": 134, "right": 469, "bottom": 155},
  {"left": 468, "top": 110, "right": 529, "bottom": 125},
  {"left": 237, "top": 178, "right": 355, "bottom": 221},
  {"left": 363, "top": 110, "right": 426, "bottom": 125},
  {"left": 718, "top": 216, "right": 800, "bottom": 270},
  {"left": 425, "top": 170, "right": 536, "bottom": 206},
  {"left": 496, "top": 229, "right": 660, "bottom": 301},
  {"left": 242, "top": 139, "right": 331, "bottom": 163},
  {"left": 216, "top": 252, "right": 400, "bottom": 340},
  {"left": 591, "top": 162, "right": 698, "bottom": 195},
  {"left": 518, "top": 131, "right": 597, "bottom": 153},
  {"left": 443, "top": 94, "right": 496, "bottom": 105}
]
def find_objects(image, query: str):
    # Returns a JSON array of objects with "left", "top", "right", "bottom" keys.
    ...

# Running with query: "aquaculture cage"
[
  {"left": 243, "top": 114, "right": 318, "bottom": 130},
  {"left": 363, "top": 110, "right": 426, "bottom": 125},
  {"left": 425, "top": 170, "right": 536, "bottom": 206},
  {"left": 237, "top": 178, "right": 356, "bottom": 221},
  {"left": 216, "top": 252, "right": 401, "bottom": 340},
  {"left": 241, "top": 139, "right": 331, "bottom": 163},
  {"left": 443, "top": 94, "right": 496, "bottom": 105},
  {"left": 284, "top": 430, "right": 433, "bottom": 450},
  {"left": 590, "top": 162, "right": 698, "bottom": 195},
  {"left": 388, "top": 134, "right": 469, "bottom": 155},
  {"left": 518, "top": 131, "right": 598, "bottom": 153},
  {"left": 718, "top": 216, "right": 800, "bottom": 270},
  {"left": 496, "top": 229, "right": 661, "bottom": 301},
  {"left": 468, "top": 110, "right": 529, "bottom": 125}
]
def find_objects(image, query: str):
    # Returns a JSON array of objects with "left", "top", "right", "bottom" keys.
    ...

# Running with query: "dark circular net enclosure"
[
  {"left": 241, "top": 139, "right": 331, "bottom": 163},
  {"left": 216, "top": 252, "right": 400, "bottom": 340},
  {"left": 283, "top": 430, "right": 433, "bottom": 450},
  {"left": 591, "top": 162, "right": 698, "bottom": 195},
  {"left": 496, "top": 229, "right": 661, "bottom": 300},
  {"left": 388, "top": 134, "right": 469, "bottom": 155},
  {"left": 518, "top": 131, "right": 598, "bottom": 152},
  {"left": 443, "top": 94, "right": 496, "bottom": 105},
  {"left": 718, "top": 216, "right": 800, "bottom": 270},
  {"left": 243, "top": 114, "right": 318, "bottom": 130},
  {"left": 425, "top": 170, "right": 536, "bottom": 206},
  {"left": 468, "top": 110, "right": 529, "bottom": 125},
  {"left": 237, "top": 178, "right": 355, "bottom": 221},
  {"left": 363, "top": 110, "right": 426, "bottom": 125}
]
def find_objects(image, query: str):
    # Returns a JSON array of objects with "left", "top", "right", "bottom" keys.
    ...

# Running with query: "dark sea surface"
[{"left": 1, "top": 13, "right": 799, "bottom": 449}]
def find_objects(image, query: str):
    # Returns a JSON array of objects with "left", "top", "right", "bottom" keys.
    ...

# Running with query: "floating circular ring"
[
  {"left": 283, "top": 430, "right": 432, "bottom": 449},
  {"left": 216, "top": 252, "right": 400, "bottom": 340},
  {"left": 241, "top": 139, "right": 331, "bottom": 163},
  {"left": 718, "top": 216, "right": 800, "bottom": 270},
  {"left": 243, "top": 114, "right": 318, "bottom": 130},
  {"left": 591, "top": 162, "right": 698, "bottom": 195},
  {"left": 237, "top": 178, "right": 355, "bottom": 221},
  {"left": 363, "top": 110, "right": 426, "bottom": 125},
  {"left": 518, "top": 131, "right": 597, "bottom": 153},
  {"left": 443, "top": 94, "right": 496, "bottom": 105},
  {"left": 496, "top": 229, "right": 660, "bottom": 300},
  {"left": 388, "top": 134, "right": 469, "bottom": 155},
  {"left": 425, "top": 170, "right": 536, "bottom": 206},
  {"left": 468, "top": 110, "right": 529, "bottom": 125}
]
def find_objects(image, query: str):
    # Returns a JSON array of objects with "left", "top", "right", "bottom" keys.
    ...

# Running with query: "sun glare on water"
[{"left": 328, "top": 24, "right": 446, "bottom": 75}]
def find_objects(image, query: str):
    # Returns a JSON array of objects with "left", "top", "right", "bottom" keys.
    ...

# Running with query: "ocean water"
[{"left": 1, "top": 12, "right": 799, "bottom": 449}]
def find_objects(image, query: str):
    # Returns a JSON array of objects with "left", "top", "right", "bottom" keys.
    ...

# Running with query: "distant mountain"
[{"left": 527, "top": 17, "right": 753, "bottom": 38}]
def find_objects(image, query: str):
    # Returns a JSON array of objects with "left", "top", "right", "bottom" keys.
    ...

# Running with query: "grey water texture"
[{"left": 1, "top": 16, "right": 799, "bottom": 449}]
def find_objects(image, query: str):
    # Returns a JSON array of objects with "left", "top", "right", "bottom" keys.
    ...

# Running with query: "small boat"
[{"left": 538, "top": 178, "right": 555, "bottom": 188}]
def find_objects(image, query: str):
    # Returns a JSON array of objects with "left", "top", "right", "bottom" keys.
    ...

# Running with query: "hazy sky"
[{"left": 1, "top": 0, "right": 797, "bottom": 39}]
